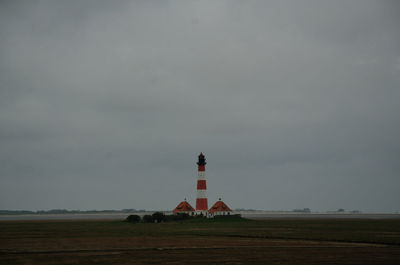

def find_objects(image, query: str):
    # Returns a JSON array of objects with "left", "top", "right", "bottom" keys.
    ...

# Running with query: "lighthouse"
[
  {"left": 172, "top": 153, "right": 232, "bottom": 218},
  {"left": 196, "top": 153, "right": 208, "bottom": 216}
]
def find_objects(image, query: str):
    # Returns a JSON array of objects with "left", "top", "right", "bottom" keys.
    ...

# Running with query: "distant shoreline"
[{"left": 1, "top": 211, "right": 400, "bottom": 221}]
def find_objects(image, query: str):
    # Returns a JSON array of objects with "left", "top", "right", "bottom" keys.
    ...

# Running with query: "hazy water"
[
  {"left": 243, "top": 213, "right": 400, "bottom": 220},
  {"left": 1, "top": 212, "right": 400, "bottom": 221},
  {"left": 0, "top": 212, "right": 155, "bottom": 221}
]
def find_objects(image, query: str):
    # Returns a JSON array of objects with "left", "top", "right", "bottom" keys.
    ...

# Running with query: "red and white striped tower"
[{"left": 196, "top": 153, "right": 208, "bottom": 215}]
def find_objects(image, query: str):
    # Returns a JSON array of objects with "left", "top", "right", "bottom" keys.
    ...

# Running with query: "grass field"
[{"left": 1, "top": 216, "right": 400, "bottom": 264}]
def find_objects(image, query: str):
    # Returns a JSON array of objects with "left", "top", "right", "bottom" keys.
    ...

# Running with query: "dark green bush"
[
  {"left": 165, "top": 213, "right": 192, "bottom": 222},
  {"left": 152, "top": 212, "right": 166, "bottom": 223},
  {"left": 125, "top": 214, "right": 141, "bottom": 223},
  {"left": 142, "top": 214, "right": 154, "bottom": 223}
]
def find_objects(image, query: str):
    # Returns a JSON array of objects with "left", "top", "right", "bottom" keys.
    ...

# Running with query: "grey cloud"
[{"left": 0, "top": 0, "right": 399, "bottom": 212}]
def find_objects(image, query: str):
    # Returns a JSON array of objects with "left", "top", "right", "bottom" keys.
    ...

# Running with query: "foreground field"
[{"left": 1, "top": 217, "right": 400, "bottom": 264}]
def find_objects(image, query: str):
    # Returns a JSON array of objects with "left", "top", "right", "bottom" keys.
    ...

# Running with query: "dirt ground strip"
[
  {"left": 1, "top": 245, "right": 400, "bottom": 265},
  {"left": 1, "top": 237, "right": 399, "bottom": 265},
  {"left": 0, "top": 236, "right": 367, "bottom": 252}
]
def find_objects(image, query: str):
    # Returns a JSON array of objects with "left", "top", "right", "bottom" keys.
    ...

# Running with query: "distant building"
[
  {"left": 173, "top": 199, "right": 195, "bottom": 215},
  {"left": 208, "top": 198, "right": 232, "bottom": 216}
]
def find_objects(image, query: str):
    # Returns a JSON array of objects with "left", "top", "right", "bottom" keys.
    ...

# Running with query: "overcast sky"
[{"left": 1, "top": 0, "right": 399, "bottom": 212}]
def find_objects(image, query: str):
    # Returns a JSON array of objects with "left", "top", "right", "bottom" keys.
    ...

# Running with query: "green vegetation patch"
[{"left": 1, "top": 218, "right": 400, "bottom": 245}]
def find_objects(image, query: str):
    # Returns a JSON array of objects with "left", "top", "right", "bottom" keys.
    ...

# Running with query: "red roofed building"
[
  {"left": 208, "top": 198, "right": 232, "bottom": 216},
  {"left": 173, "top": 199, "right": 195, "bottom": 214}
]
